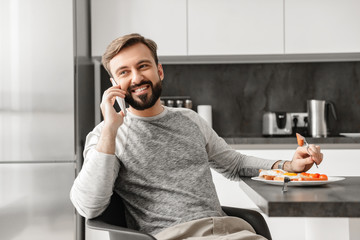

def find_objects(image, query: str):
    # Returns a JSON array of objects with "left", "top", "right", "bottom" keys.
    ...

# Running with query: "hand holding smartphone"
[{"left": 110, "top": 78, "right": 127, "bottom": 116}]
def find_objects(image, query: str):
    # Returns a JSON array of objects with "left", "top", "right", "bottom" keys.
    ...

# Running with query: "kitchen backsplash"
[{"left": 161, "top": 62, "right": 360, "bottom": 137}]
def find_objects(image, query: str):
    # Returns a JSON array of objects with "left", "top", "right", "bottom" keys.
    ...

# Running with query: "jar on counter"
[
  {"left": 185, "top": 99, "right": 193, "bottom": 109},
  {"left": 167, "top": 99, "right": 174, "bottom": 107},
  {"left": 176, "top": 100, "right": 184, "bottom": 108}
]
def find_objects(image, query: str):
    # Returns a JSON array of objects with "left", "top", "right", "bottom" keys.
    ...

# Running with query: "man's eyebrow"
[{"left": 137, "top": 59, "right": 152, "bottom": 65}]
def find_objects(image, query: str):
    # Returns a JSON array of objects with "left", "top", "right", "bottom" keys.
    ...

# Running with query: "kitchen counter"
[
  {"left": 223, "top": 136, "right": 360, "bottom": 149},
  {"left": 239, "top": 176, "right": 360, "bottom": 217}
]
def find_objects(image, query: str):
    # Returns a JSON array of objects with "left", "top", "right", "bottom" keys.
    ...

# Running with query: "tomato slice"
[
  {"left": 296, "top": 133, "right": 304, "bottom": 146},
  {"left": 310, "top": 173, "right": 320, "bottom": 179},
  {"left": 319, "top": 174, "right": 328, "bottom": 180}
]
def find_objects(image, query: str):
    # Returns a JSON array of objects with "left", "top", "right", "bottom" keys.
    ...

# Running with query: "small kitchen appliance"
[
  {"left": 307, "top": 99, "right": 337, "bottom": 138},
  {"left": 262, "top": 112, "right": 292, "bottom": 136}
]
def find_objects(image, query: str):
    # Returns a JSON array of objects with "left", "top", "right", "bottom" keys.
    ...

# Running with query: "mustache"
[{"left": 128, "top": 80, "right": 153, "bottom": 92}]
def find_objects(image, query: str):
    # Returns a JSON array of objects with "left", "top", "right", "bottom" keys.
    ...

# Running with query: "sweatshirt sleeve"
[
  {"left": 70, "top": 125, "right": 120, "bottom": 219},
  {"left": 188, "top": 111, "right": 276, "bottom": 179}
]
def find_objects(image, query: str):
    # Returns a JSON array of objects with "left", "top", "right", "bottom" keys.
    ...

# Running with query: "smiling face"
[
  {"left": 125, "top": 76, "right": 162, "bottom": 110},
  {"left": 109, "top": 43, "right": 164, "bottom": 114}
]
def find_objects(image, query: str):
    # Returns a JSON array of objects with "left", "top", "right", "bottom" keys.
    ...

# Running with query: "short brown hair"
[{"left": 102, "top": 33, "right": 158, "bottom": 76}]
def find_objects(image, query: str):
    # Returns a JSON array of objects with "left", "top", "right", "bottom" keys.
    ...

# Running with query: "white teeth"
[{"left": 134, "top": 86, "right": 147, "bottom": 92}]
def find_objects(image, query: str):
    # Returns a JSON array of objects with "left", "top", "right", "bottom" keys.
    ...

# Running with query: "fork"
[
  {"left": 303, "top": 136, "right": 319, "bottom": 168},
  {"left": 282, "top": 177, "right": 290, "bottom": 192}
]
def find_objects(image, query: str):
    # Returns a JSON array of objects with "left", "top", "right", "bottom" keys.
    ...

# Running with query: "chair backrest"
[
  {"left": 88, "top": 193, "right": 156, "bottom": 240},
  {"left": 101, "top": 193, "right": 127, "bottom": 227}
]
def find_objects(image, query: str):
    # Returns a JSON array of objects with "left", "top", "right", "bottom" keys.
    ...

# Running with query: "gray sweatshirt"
[{"left": 70, "top": 107, "right": 274, "bottom": 235}]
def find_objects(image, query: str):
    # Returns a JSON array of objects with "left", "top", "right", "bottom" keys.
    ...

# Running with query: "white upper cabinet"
[
  {"left": 91, "top": 0, "right": 187, "bottom": 57},
  {"left": 90, "top": 0, "right": 360, "bottom": 61},
  {"left": 285, "top": 0, "right": 360, "bottom": 54},
  {"left": 187, "top": 0, "right": 284, "bottom": 55}
]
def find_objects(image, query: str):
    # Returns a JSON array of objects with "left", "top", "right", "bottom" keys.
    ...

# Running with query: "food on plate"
[
  {"left": 258, "top": 169, "right": 285, "bottom": 180},
  {"left": 298, "top": 172, "right": 328, "bottom": 181},
  {"left": 259, "top": 169, "right": 328, "bottom": 181}
]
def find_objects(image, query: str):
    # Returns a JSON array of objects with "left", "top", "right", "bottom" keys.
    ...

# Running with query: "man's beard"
[{"left": 125, "top": 78, "right": 162, "bottom": 110}]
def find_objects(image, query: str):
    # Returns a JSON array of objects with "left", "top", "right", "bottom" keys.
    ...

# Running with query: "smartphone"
[{"left": 110, "top": 78, "right": 127, "bottom": 116}]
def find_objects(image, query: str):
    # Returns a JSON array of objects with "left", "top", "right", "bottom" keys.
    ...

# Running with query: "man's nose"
[{"left": 131, "top": 70, "right": 143, "bottom": 84}]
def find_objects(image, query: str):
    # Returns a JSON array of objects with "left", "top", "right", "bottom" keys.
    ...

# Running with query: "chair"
[{"left": 87, "top": 193, "right": 272, "bottom": 240}]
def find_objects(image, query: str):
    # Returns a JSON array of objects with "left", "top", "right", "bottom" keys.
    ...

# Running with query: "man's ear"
[{"left": 158, "top": 63, "right": 164, "bottom": 81}]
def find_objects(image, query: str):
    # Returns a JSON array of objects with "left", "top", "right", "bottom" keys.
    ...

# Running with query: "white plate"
[
  {"left": 251, "top": 176, "right": 345, "bottom": 186},
  {"left": 340, "top": 133, "right": 360, "bottom": 138}
]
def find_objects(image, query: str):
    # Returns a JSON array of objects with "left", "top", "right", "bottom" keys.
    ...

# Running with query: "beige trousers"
[{"left": 154, "top": 216, "right": 268, "bottom": 240}]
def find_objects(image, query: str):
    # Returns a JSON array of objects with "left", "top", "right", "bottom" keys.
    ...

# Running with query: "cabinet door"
[
  {"left": 188, "top": 0, "right": 283, "bottom": 55},
  {"left": 306, "top": 149, "right": 360, "bottom": 176},
  {"left": 91, "top": 0, "right": 187, "bottom": 57},
  {"left": 285, "top": 0, "right": 360, "bottom": 54}
]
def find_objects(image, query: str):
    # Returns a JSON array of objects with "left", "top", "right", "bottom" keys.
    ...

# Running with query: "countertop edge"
[{"left": 229, "top": 143, "right": 360, "bottom": 150}]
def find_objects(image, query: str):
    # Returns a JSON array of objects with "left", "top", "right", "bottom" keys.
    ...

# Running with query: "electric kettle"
[{"left": 307, "top": 99, "right": 337, "bottom": 138}]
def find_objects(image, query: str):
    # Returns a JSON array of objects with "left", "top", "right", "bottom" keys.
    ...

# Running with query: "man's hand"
[
  {"left": 100, "top": 85, "right": 127, "bottom": 131},
  {"left": 289, "top": 145, "right": 323, "bottom": 172},
  {"left": 96, "top": 85, "right": 126, "bottom": 154}
]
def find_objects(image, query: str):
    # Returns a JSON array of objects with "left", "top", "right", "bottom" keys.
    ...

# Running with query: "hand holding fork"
[{"left": 296, "top": 133, "right": 318, "bottom": 168}]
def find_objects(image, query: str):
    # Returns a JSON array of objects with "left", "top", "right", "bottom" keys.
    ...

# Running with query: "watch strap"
[{"left": 278, "top": 160, "right": 286, "bottom": 170}]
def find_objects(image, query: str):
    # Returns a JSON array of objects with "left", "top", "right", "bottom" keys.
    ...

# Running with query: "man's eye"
[
  {"left": 119, "top": 70, "right": 127, "bottom": 76},
  {"left": 139, "top": 64, "right": 147, "bottom": 69}
]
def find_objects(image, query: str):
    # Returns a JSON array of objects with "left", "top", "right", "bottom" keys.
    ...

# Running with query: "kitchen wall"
[{"left": 161, "top": 61, "right": 360, "bottom": 137}]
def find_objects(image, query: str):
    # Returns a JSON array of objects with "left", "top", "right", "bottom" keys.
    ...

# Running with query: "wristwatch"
[{"left": 278, "top": 160, "right": 286, "bottom": 170}]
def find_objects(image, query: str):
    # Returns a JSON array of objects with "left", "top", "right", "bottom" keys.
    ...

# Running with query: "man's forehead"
[{"left": 110, "top": 43, "right": 154, "bottom": 68}]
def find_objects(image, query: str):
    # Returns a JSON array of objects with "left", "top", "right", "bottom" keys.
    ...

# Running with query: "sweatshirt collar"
[{"left": 126, "top": 106, "right": 168, "bottom": 121}]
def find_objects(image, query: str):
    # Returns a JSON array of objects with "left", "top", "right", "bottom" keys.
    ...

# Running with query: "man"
[{"left": 70, "top": 33, "right": 323, "bottom": 240}]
